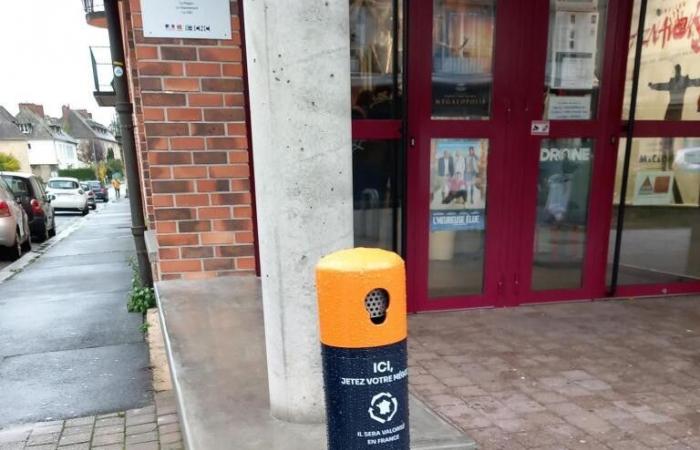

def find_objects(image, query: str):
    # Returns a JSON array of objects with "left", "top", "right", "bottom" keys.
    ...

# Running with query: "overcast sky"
[{"left": 0, "top": 0, "right": 114, "bottom": 125}]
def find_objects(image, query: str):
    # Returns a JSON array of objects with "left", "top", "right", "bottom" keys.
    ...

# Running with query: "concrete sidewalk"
[
  {"left": 0, "top": 391, "right": 180, "bottom": 450},
  {"left": 0, "top": 201, "right": 151, "bottom": 427}
]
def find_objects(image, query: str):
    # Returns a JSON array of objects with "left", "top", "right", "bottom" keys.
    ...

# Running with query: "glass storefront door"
[{"left": 406, "top": 0, "right": 629, "bottom": 310}]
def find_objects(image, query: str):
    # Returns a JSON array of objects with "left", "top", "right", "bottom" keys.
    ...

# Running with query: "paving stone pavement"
[
  {"left": 0, "top": 391, "right": 182, "bottom": 450},
  {"left": 408, "top": 296, "right": 700, "bottom": 450}
]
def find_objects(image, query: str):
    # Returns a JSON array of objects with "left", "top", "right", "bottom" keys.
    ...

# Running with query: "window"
[
  {"left": 350, "top": 0, "right": 404, "bottom": 253},
  {"left": 609, "top": 0, "right": 700, "bottom": 291},
  {"left": 350, "top": 0, "right": 403, "bottom": 119},
  {"left": 48, "top": 180, "right": 79, "bottom": 190},
  {"left": 18, "top": 123, "right": 32, "bottom": 134}
]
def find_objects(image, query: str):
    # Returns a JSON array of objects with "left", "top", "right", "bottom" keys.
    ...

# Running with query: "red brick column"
[{"left": 121, "top": 0, "right": 256, "bottom": 280}]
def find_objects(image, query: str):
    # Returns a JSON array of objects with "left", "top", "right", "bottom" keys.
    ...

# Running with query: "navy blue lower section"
[{"left": 322, "top": 340, "right": 409, "bottom": 449}]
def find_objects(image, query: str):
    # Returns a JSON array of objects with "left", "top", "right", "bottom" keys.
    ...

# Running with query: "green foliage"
[
  {"left": 97, "top": 161, "right": 108, "bottom": 183},
  {"left": 58, "top": 167, "right": 96, "bottom": 181},
  {"left": 0, "top": 152, "right": 21, "bottom": 171},
  {"left": 127, "top": 257, "right": 156, "bottom": 314},
  {"left": 106, "top": 158, "right": 124, "bottom": 178},
  {"left": 107, "top": 148, "right": 115, "bottom": 160},
  {"left": 139, "top": 322, "right": 151, "bottom": 333}
]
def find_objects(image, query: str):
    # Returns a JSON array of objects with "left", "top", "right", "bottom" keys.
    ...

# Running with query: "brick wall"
[{"left": 121, "top": 0, "right": 256, "bottom": 280}]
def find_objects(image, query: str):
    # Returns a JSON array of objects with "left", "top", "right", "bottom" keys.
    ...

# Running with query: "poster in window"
[
  {"left": 430, "top": 139, "right": 487, "bottom": 231},
  {"left": 633, "top": 170, "right": 675, "bottom": 205},
  {"left": 432, "top": 3, "right": 495, "bottom": 118},
  {"left": 549, "top": 11, "right": 599, "bottom": 90}
]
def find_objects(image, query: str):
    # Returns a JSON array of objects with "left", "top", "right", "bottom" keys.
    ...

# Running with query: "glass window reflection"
[
  {"left": 432, "top": 0, "right": 496, "bottom": 120},
  {"left": 353, "top": 140, "right": 402, "bottom": 251},
  {"left": 532, "top": 138, "right": 594, "bottom": 290},
  {"left": 350, "top": 0, "right": 403, "bottom": 120}
]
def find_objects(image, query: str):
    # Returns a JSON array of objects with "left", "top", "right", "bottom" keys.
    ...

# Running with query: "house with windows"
[
  {"left": 0, "top": 106, "right": 30, "bottom": 173},
  {"left": 62, "top": 106, "right": 122, "bottom": 168},
  {"left": 14, "top": 103, "right": 80, "bottom": 179}
]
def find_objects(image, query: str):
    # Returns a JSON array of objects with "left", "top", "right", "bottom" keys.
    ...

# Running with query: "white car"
[
  {"left": 0, "top": 176, "right": 31, "bottom": 260},
  {"left": 46, "top": 177, "right": 90, "bottom": 216}
]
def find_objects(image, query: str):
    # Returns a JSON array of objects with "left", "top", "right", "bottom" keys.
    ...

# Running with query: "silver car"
[{"left": 0, "top": 176, "right": 31, "bottom": 260}]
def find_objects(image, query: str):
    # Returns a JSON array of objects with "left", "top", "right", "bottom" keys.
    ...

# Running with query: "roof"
[
  {"left": 0, "top": 106, "right": 25, "bottom": 140},
  {"left": 63, "top": 108, "right": 118, "bottom": 143},
  {"left": 15, "top": 108, "right": 77, "bottom": 144}
]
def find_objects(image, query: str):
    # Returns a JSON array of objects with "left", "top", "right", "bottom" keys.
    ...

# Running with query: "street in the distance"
[{"left": 0, "top": 205, "right": 103, "bottom": 272}]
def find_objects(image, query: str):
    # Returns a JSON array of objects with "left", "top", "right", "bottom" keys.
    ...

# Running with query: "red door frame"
[
  {"left": 403, "top": 0, "right": 700, "bottom": 312},
  {"left": 352, "top": 0, "right": 700, "bottom": 312},
  {"left": 511, "top": 0, "right": 634, "bottom": 305},
  {"left": 406, "top": 0, "right": 525, "bottom": 311}
]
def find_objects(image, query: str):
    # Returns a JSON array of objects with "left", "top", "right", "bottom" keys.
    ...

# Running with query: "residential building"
[
  {"left": 15, "top": 104, "right": 80, "bottom": 179},
  {"left": 62, "top": 105, "right": 122, "bottom": 166},
  {"left": 0, "top": 106, "right": 30, "bottom": 173}
]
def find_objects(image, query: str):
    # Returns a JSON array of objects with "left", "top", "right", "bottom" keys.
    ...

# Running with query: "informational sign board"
[
  {"left": 548, "top": 95, "right": 592, "bottom": 119},
  {"left": 531, "top": 120, "right": 551, "bottom": 136},
  {"left": 633, "top": 170, "right": 675, "bottom": 205},
  {"left": 142, "top": 0, "right": 232, "bottom": 40},
  {"left": 550, "top": 11, "right": 599, "bottom": 90}
]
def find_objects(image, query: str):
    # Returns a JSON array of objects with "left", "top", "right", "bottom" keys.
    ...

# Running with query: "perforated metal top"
[{"left": 365, "top": 289, "right": 389, "bottom": 320}]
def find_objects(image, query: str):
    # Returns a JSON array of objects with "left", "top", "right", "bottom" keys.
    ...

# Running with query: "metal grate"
[{"left": 365, "top": 289, "right": 389, "bottom": 325}]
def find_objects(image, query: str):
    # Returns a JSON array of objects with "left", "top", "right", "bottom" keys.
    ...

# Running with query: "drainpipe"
[{"left": 103, "top": 0, "right": 153, "bottom": 288}]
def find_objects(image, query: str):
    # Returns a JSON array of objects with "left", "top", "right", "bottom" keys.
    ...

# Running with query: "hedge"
[{"left": 58, "top": 168, "right": 97, "bottom": 181}]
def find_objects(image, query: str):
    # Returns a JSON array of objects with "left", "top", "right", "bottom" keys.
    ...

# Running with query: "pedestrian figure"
[
  {"left": 648, "top": 64, "right": 700, "bottom": 121},
  {"left": 112, "top": 177, "right": 121, "bottom": 200},
  {"left": 648, "top": 65, "right": 700, "bottom": 169}
]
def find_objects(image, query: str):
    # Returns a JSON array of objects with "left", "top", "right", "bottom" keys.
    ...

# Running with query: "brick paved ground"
[
  {"left": 408, "top": 296, "right": 700, "bottom": 450},
  {"left": 0, "top": 391, "right": 182, "bottom": 450}
]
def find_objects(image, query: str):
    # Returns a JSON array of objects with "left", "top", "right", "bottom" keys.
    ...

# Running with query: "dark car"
[
  {"left": 80, "top": 182, "right": 97, "bottom": 210},
  {"left": 0, "top": 171, "right": 56, "bottom": 242},
  {"left": 86, "top": 180, "right": 109, "bottom": 202}
]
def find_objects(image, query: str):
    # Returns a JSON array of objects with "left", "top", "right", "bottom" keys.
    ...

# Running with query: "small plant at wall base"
[
  {"left": 0, "top": 152, "right": 21, "bottom": 171},
  {"left": 127, "top": 257, "right": 156, "bottom": 314}
]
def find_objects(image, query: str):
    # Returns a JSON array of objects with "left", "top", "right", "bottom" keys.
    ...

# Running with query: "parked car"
[
  {"left": 0, "top": 172, "right": 56, "bottom": 242},
  {"left": 86, "top": 180, "right": 109, "bottom": 202},
  {"left": 80, "top": 182, "right": 97, "bottom": 210},
  {"left": 46, "top": 177, "right": 89, "bottom": 216},
  {"left": 0, "top": 176, "right": 31, "bottom": 260}
]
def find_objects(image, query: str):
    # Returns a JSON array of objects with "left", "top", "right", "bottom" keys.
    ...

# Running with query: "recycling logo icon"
[{"left": 368, "top": 392, "right": 398, "bottom": 424}]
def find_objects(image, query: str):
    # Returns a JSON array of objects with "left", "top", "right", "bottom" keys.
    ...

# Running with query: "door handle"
[{"left": 504, "top": 99, "right": 512, "bottom": 123}]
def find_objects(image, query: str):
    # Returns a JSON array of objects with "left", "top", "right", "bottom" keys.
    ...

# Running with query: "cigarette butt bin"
[{"left": 316, "top": 248, "right": 409, "bottom": 449}]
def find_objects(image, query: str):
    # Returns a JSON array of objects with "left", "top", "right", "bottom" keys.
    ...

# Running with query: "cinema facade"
[{"left": 88, "top": 0, "right": 700, "bottom": 313}]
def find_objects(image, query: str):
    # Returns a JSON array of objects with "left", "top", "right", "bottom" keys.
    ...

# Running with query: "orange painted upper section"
[{"left": 316, "top": 248, "right": 407, "bottom": 348}]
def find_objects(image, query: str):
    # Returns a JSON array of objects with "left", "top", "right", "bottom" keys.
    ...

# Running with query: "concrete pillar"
[{"left": 243, "top": 0, "right": 353, "bottom": 423}]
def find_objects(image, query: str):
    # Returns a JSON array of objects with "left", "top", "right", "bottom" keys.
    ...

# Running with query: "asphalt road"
[{"left": 0, "top": 199, "right": 152, "bottom": 427}]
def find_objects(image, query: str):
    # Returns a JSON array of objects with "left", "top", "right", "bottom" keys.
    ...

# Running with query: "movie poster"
[
  {"left": 432, "top": 2, "right": 495, "bottom": 118},
  {"left": 625, "top": 0, "right": 700, "bottom": 121},
  {"left": 430, "top": 139, "right": 487, "bottom": 232}
]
